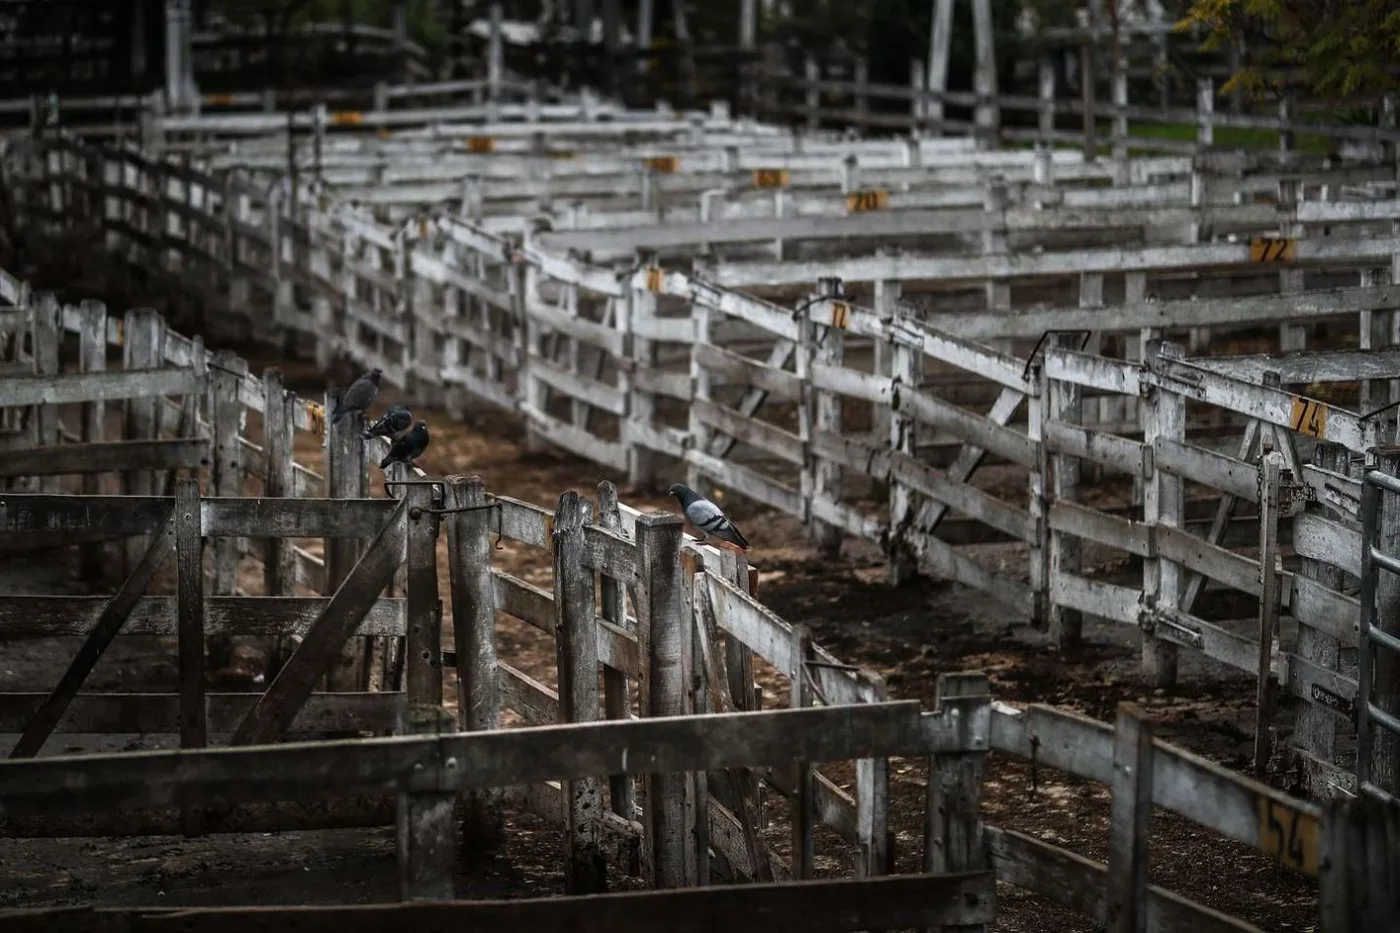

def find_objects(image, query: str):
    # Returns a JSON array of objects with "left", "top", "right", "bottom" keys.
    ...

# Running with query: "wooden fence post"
[
  {"left": 77, "top": 300, "right": 108, "bottom": 579},
  {"left": 31, "top": 293, "right": 60, "bottom": 494},
  {"left": 404, "top": 481, "right": 443, "bottom": 709},
  {"left": 1080, "top": 41, "right": 1097, "bottom": 161},
  {"left": 123, "top": 309, "right": 164, "bottom": 573},
  {"left": 856, "top": 671, "right": 891, "bottom": 878},
  {"left": 807, "top": 282, "right": 845, "bottom": 557},
  {"left": 554, "top": 490, "right": 607, "bottom": 894},
  {"left": 206, "top": 350, "right": 243, "bottom": 672},
  {"left": 445, "top": 473, "right": 504, "bottom": 847},
  {"left": 1320, "top": 793, "right": 1400, "bottom": 931},
  {"left": 1142, "top": 341, "right": 1183, "bottom": 687},
  {"left": 1105, "top": 703, "right": 1153, "bottom": 933},
  {"left": 1049, "top": 331, "right": 1084, "bottom": 650},
  {"left": 326, "top": 386, "right": 371, "bottom": 691},
  {"left": 1255, "top": 449, "right": 1286, "bottom": 774},
  {"left": 174, "top": 475, "right": 206, "bottom": 837},
  {"left": 1294, "top": 443, "right": 1346, "bottom": 793},
  {"left": 630, "top": 276, "right": 660, "bottom": 489},
  {"left": 1196, "top": 79, "right": 1215, "bottom": 151},
  {"left": 788, "top": 622, "right": 816, "bottom": 880},
  {"left": 261, "top": 368, "right": 296, "bottom": 677},
  {"left": 925, "top": 672, "right": 990, "bottom": 933},
  {"left": 598, "top": 481, "right": 637, "bottom": 823},
  {"left": 885, "top": 285, "right": 919, "bottom": 587},
  {"left": 634, "top": 511, "right": 692, "bottom": 889},
  {"left": 1037, "top": 55, "right": 1055, "bottom": 143},
  {"left": 397, "top": 703, "right": 457, "bottom": 901}
]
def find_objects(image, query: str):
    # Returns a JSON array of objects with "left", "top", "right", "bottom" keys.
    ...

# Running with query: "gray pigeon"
[
  {"left": 363, "top": 404, "right": 413, "bottom": 440},
  {"left": 380, "top": 420, "right": 429, "bottom": 469},
  {"left": 669, "top": 483, "right": 750, "bottom": 551},
  {"left": 331, "top": 367, "right": 382, "bottom": 423}
]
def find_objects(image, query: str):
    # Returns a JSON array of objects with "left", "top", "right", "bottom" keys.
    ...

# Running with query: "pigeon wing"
[{"left": 685, "top": 498, "right": 749, "bottom": 549}]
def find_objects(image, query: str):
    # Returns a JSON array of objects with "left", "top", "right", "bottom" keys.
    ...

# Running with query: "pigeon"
[
  {"left": 380, "top": 420, "right": 430, "bottom": 469},
  {"left": 363, "top": 404, "right": 413, "bottom": 440},
  {"left": 331, "top": 367, "right": 382, "bottom": 424},
  {"left": 669, "top": 483, "right": 750, "bottom": 551}
]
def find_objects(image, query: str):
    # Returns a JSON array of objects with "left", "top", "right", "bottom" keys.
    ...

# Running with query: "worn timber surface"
[{"left": 0, "top": 351, "right": 1317, "bottom": 930}]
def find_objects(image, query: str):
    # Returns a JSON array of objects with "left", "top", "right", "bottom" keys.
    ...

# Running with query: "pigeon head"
[
  {"left": 368, "top": 368, "right": 383, "bottom": 384},
  {"left": 668, "top": 483, "right": 699, "bottom": 507},
  {"left": 414, "top": 420, "right": 427, "bottom": 431}
]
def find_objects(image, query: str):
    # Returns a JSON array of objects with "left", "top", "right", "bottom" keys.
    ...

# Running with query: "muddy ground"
[{"left": 0, "top": 350, "right": 1318, "bottom": 932}]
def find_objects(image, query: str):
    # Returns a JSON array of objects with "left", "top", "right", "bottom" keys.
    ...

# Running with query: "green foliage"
[{"left": 1180, "top": 0, "right": 1400, "bottom": 99}]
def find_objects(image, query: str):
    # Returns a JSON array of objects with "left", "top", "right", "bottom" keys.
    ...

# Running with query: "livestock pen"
[{"left": 3, "top": 101, "right": 1400, "bottom": 927}]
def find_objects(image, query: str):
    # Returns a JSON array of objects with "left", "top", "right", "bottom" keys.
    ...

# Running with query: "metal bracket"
[{"left": 1139, "top": 599, "right": 1205, "bottom": 650}]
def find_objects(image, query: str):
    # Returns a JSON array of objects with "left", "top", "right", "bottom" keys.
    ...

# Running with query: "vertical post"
[
  {"left": 634, "top": 512, "right": 692, "bottom": 888},
  {"left": 1294, "top": 444, "right": 1345, "bottom": 792},
  {"left": 175, "top": 476, "right": 206, "bottom": 754},
  {"left": 1080, "top": 42, "right": 1097, "bottom": 161},
  {"left": 445, "top": 474, "right": 505, "bottom": 846},
  {"left": 1105, "top": 703, "right": 1153, "bottom": 933},
  {"left": 1319, "top": 794, "right": 1400, "bottom": 931},
  {"left": 326, "top": 386, "right": 371, "bottom": 691},
  {"left": 554, "top": 490, "right": 607, "bottom": 893},
  {"left": 925, "top": 672, "right": 991, "bottom": 933},
  {"left": 1369, "top": 449, "right": 1400, "bottom": 794},
  {"left": 887, "top": 291, "right": 920, "bottom": 589},
  {"left": 1049, "top": 330, "right": 1085, "bottom": 650},
  {"left": 970, "top": 0, "right": 999, "bottom": 149},
  {"left": 123, "top": 309, "right": 163, "bottom": 573},
  {"left": 1196, "top": 79, "right": 1215, "bottom": 151},
  {"left": 260, "top": 368, "right": 296, "bottom": 681},
  {"left": 1142, "top": 341, "right": 1183, "bottom": 687},
  {"left": 397, "top": 704, "right": 457, "bottom": 901},
  {"left": 1277, "top": 176, "right": 1307, "bottom": 353},
  {"left": 31, "top": 294, "right": 60, "bottom": 494},
  {"left": 1038, "top": 55, "right": 1056, "bottom": 144},
  {"left": 855, "top": 672, "right": 891, "bottom": 878},
  {"left": 207, "top": 350, "right": 244, "bottom": 598},
  {"left": 630, "top": 277, "right": 660, "bottom": 488},
  {"left": 804, "top": 53, "right": 820, "bottom": 132},
  {"left": 1254, "top": 449, "right": 1286, "bottom": 774},
  {"left": 598, "top": 481, "right": 637, "bottom": 823},
  {"left": 77, "top": 300, "right": 107, "bottom": 579},
  {"left": 926, "top": 0, "right": 953, "bottom": 136},
  {"left": 1030, "top": 350, "right": 1050, "bottom": 631},
  {"left": 811, "top": 285, "right": 846, "bottom": 558},
  {"left": 1111, "top": 52, "right": 1128, "bottom": 180},
  {"left": 788, "top": 623, "right": 815, "bottom": 880},
  {"left": 404, "top": 482, "right": 443, "bottom": 709}
]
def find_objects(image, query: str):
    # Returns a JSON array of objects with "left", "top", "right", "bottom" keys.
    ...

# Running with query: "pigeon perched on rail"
[
  {"left": 362, "top": 404, "right": 413, "bottom": 440},
  {"left": 380, "top": 420, "right": 430, "bottom": 470},
  {"left": 331, "top": 367, "right": 383, "bottom": 424},
  {"left": 669, "top": 483, "right": 750, "bottom": 552}
]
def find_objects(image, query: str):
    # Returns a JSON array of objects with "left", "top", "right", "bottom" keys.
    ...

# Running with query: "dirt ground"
[{"left": 0, "top": 351, "right": 1318, "bottom": 931}]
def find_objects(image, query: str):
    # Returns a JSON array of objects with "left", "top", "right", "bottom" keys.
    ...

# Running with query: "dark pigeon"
[
  {"left": 669, "top": 483, "right": 750, "bottom": 551},
  {"left": 331, "top": 367, "right": 382, "bottom": 423},
  {"left": 380, "top": 420, "right": 429, "bottom": 469},
  {"left": 363, "top": 404, "right": 413, "bottom": 440}
]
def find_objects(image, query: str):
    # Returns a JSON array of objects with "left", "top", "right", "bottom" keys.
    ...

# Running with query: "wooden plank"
[
  {"left": 0, "top": 692, "right": 404, "bottom": 735},
  {"left": 0, "top": 872, "right": 996, "bottom": 932},
  {"left": 693, "top": 341, "right": 803, "bottom": 400},
  {"left": 693, "top": 398, "right": 804, "bottom": 465},
  {"left": 1153, "top": 438, "right": 1259, "bottom": 502},
  {"left": 498, "top": 662, "right": 560, "bottom": 726},
  {"left": 7, "top": 512, "right": 176, "bottom": 759},
  {"left": 0, "top": 366, "right": 202, "bottom": 407},
  {"left": 890, "top": 451, "right": 1034, "bottom": 541},
  {"left": 896, "top": 389, "right": 1036, "bottom": 467},
  {"left": 0, "top": 438, "right": 209, "bottom": 479},
  {"left": 987, "top": 827, "right": 1264, "bottom": 933},
  {"left": 1044, "top": 421, "right": 1146, "bottom": 475},
  {"left": 175, "top": 478, "right": 207, "bottom": 764},
  {"left": 0, "top": 494, "right": 174, "bottom": 536},
  {"left": 1049, "top": 501, "right": 1152, "bottom": 557},
  {"left": 0, "top": 596, "right": 406, "bottom": 638},
  {"left": 1293, "top": 511, "right": 1362, "bottom": 578},
  {"left": 597, "top": 480, "right": 638, "bottom": 825},
  {"left": 229, "top": 498, "right": 408, "bottom": 746},
  {"left": 1050, "top": 573, "right": 1143, "bottom": 627},
  {"left": 1106, "top": 704, "right": 1153, "bottom": 933},
  {"left": 201, "top": 497, "right": 399, "bottom": 539}
]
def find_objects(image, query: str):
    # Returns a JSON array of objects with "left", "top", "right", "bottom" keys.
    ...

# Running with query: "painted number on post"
[
  {"left": 329, "top": 111, "right": 364, "bottom": 126},
  {"left": 645, "top": 267, "right": 664, "bottom": 293},
  {"left": 1289, "top": 395, "right": 1329, "bottom": 438},
  {"left": 466, "top": 136, "right": 495, "bottom": 153},
  {"left": 1256, "top": 796, "right": 1320, "bottom": 876},
  {"left": 1250, "top": 237, "right": 1297, "bottom": 262},
  {"left": 205, "top": 93, "right": 235, "bottom": 107},
  {"left": 846, "top": 189, "right": 889, "bottom": 213},
  {"left": 645, "top": 156, "right": 679, "bottom": 173},
  {"left": 753, "top": 169, "right": 790, "bottom": 189},
  {"left": 830, "top": 301, "right": 851, "bottom": 329}
]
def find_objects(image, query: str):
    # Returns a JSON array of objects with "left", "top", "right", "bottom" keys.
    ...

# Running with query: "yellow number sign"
[
  {"left": 465, "top": 136, "right": 495, "bottom": 154},
  {"left": 752, "top": 169, "right": 790, "bottom": 189},
  {"left": 830, "top": 301, "right": 851, "bottom": 329},
  {"left": 329, "top": 111, "right": 364, "bottom": 126},
  {"left": 1289, "top": 395, "right": 1329, "bottom": 438},
  {"left": 1250, "top": 237, "right": 1297, "bottom": 262},
  {"left": 645, "top": 156, "right": 679, "bottom": 173},
  {"left": 1256, "top": 796, "right": 1321, "bottom": 876},
  {"left": 644, "top": 266, "right": 665, "bottom": 293},
  {"left": 846, "top": 189, "right": 889, "bottom": 213}
]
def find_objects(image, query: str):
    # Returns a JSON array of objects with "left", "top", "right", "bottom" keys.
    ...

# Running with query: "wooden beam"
[{"left": 0, "top": 438, "right": 209, "bottom": 479}]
